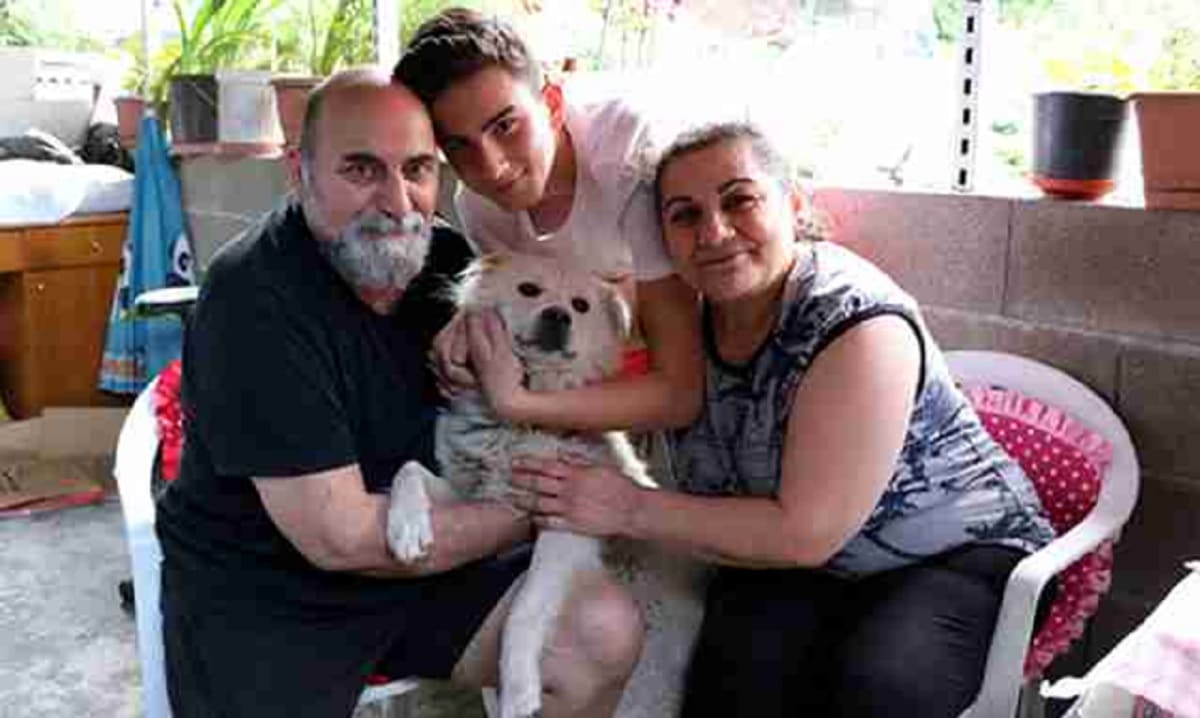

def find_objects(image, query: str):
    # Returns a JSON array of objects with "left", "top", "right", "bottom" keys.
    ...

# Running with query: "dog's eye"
[
  {"left": 517, "top": 282, "right": 542, "bottom": 298},
  {"left": 571, "top": 297, "right": 590, "bottom": 314}
]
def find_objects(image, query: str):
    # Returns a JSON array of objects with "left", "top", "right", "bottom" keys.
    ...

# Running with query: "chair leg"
[
  {"left": 368, "top": 695, "right": 411, "bottom": 718},
  {"left": 355, "top": 696, "right": 412, "bottom": 718},
  {"left": 389, "top": 693, "right": 418, "bottom": 718},
  {"left": 1017, "top": 680, "right": 1045, "bottom": 718}
]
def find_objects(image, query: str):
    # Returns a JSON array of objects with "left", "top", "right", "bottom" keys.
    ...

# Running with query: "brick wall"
[{"left": 818, "top": 188, "right": 1200, "bottom": 669}]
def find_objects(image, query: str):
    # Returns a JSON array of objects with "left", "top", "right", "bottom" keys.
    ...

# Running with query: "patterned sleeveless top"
[{"left": 669, "top": 242, "right": 1055, "bottom": 577}]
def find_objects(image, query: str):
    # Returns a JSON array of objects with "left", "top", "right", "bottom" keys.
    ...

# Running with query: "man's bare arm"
[{"left": 254, "top": 465, "right": 530, "bottom": 577}]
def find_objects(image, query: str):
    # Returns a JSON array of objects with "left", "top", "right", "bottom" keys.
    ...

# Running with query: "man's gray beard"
[{"left": 317, "top": 211, "right": 432, "bottom": 300}]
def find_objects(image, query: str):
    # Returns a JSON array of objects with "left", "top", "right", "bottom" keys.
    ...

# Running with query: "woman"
[{"left": 509, "top": 122, "right": 1056, "bottom": 716}]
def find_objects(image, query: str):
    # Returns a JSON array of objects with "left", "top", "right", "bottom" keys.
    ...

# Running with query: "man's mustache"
[{"left": 354, "top": 211, "right": 426, "bottom": 238}]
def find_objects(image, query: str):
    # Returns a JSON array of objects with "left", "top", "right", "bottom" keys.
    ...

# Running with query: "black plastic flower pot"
[
  {"left": 168, "top": 74, "right": 219, "bottom": 144},
  {"left": 1032, "top": 91, "right": 1127, "bottom": 200}
]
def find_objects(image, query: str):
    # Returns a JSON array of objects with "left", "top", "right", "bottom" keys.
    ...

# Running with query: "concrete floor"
[
  {"left": 0, "top": 499, "right": 140, "bottom": 718},
  {"left": 0, "top": 499, "right": 484, "bottom": 718}
]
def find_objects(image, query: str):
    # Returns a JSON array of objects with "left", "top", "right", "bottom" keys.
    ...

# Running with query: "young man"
[
  {"left": 394, "top": 9, "right": 704, "bottom": 434},
  {"left": 155, "top": 68, "right": 641, "bottom": 718}
]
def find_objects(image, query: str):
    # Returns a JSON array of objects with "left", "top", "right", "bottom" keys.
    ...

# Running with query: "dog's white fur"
[{"left": 387, "top": 253, "right": 653, "bottom": 718}]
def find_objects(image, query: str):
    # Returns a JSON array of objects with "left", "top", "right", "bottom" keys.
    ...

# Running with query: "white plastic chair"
[
  {"left": 114, "top": 379, "right": 170, "bottom": 718},
  {"left": 113, "top": 379, "right": 422, "bottom": 717},
  {"left": 946, "top": 351, "right": 1141, "bottom": 718}
]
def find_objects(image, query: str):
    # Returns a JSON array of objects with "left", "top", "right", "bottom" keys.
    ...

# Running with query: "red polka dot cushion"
[
  {"left": 963, "top": 384, "right": 1116, "bottom": 679},
  {"left": 152, "top": 359, "right": 185, "bottom": 483}
]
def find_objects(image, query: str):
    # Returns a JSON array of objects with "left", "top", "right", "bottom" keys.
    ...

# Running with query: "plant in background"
[
  {"left": 272, "top": 0, "right": 470, "bottom": 78},
  {"left": 590, "top": 0, "right": 678, "bottom": 70},
  {"left": 0, "top": 0, "right": 106, "bottom": 51},
  {"left": 119, "top": 33, "right": 184, "bottom": 101},
  {"left": 168, "top": 0, "right": 279, "bottom": 75},
  {"left": 1043, "top": 49, "right": 1138, "bottom": 95},
  {"left": 123, "top": 0, "right": 278, "bottom": 108},
  {"left": 274, "top": 0, "right": 374, "bottom": 76},
  {"left": 401, "top": 0, "right": 468, "bottom": 47},
  {"left": 932, "top": 0, "right": 1055, "bottom": 42},
  {"left": 1149, "top": 26, "right": 1200, "bottom": 90}
]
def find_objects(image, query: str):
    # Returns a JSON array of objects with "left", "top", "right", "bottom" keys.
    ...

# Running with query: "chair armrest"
[
  {"left": 959, "top": 507, "right": 1124, "bottom": 718},
  {"left": 131, "top": 285, "right": 199, "bottom": 319},
  {"left": 113, "top": 382, "right": 161, "bottom": 531}
]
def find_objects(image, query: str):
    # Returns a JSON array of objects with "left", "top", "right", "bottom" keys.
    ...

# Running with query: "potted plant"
[
  {"left": 163, "top": 0, "right": 279, "bottom": 146},
  {"left": 1029, "top": 49, "right": 1136, "bottom": 201},
  {"left": 114, "top": 95, "right": 146, "bottom": 149},
  {"left": 271, "top": 0, "right": 374, "bottom": 149}
]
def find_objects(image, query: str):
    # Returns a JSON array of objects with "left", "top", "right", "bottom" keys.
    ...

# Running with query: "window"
[
  {"left": 6, "top": 0, "right": 1197, "bottom": 199},
  {"left": 510, "top": 0, "right": 1200, "bottom": 198}
]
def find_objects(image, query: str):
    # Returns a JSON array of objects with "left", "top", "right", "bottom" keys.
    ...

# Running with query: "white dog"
[{"left": 386, "top": 252, "right": 654, "bottom": 718}]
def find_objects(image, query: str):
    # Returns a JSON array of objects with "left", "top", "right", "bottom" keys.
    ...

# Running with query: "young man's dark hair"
[{"left": 393, "top": 7, "right": 543, "bottom": 105}]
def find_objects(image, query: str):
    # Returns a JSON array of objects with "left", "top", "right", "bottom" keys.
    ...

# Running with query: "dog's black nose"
[{"left": 535, "top": 306, "right": 572, "bottom": 352}]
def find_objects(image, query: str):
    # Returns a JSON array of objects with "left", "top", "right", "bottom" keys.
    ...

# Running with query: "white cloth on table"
[
  {"left": 0, "top": 159, "right": 133, "bottom": 226},
  {"left": 1048, "top": 561, "right": 1200, "bottom": 718}
]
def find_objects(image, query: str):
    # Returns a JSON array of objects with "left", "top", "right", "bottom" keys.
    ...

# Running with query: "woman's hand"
[
  {"left": 429, "top": 310, "right": 477, "bottom": 398},
  {"left": 465, "top": 310, "right": 529, "bottom": 422},
  {"left": 510, "top": 456, "right": 643, "bottom": 538}
]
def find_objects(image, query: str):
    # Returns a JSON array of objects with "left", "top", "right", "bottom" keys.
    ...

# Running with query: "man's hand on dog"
[
  {"left": 466, "top": 310, "right": 529, "bottom": 422},
  {"left": 429, "top": 311, "right": 477, "bottom": 397},
  {"left": 511, "top": 456, "right": 641, "bottom": 538}
]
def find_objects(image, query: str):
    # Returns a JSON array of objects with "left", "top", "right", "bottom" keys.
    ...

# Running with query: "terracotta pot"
[
  {"left": 271, "top": 76, "right": 322, "bottom": 150},
  {"left": 1132, "top": 92, "right": 1200, "bottom": 210},
  {"left": 114, "top": 96, "right": 146, "bottom": 149}
]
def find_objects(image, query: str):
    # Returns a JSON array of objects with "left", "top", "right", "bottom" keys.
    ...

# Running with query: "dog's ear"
[
  {"left": 478, "top": 253, "right": 510, "bottom": 272},
  {"left": 455, "top": 253, "right": 511, "bottom": 308}
]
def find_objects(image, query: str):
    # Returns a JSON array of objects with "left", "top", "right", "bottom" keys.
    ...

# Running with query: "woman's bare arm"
[{"left": 517, "top": 315, "right": 920, "bottom": 568}]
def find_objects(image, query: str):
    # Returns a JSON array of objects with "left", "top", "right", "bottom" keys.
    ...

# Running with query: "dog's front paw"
[{"left": 387, "top": 461, "right": 434, "bottom": 563}]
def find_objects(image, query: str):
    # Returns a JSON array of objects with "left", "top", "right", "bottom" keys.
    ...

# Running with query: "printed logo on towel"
[
  {"left": 169, "top": 231, "right": 196, "bottom": 287},
  {"left": 118, "top": 240, "right": 133, "bottom": 309}
]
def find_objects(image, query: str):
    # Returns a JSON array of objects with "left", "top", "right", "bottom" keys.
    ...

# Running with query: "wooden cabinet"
[{"left": 0, "top": 213, "right": 130, "bottom": 418}]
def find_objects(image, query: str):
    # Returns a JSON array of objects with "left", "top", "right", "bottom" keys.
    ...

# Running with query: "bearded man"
[{"left": 155, "top": 68, "right": 641, "bottom": 718}]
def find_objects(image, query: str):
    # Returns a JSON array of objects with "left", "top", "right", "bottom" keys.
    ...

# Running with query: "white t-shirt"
[{"left": 454, "top": 96, "right": 675, "bottom": 286}]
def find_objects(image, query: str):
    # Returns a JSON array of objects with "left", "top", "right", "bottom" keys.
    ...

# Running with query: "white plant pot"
[{"left": 216, "top": 69, "right": 282, "bottom": 149}]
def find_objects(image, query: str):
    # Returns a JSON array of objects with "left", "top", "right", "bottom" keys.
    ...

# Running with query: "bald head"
[
  {"left": 300, "top": 67, "right": 425, "bottom": 164},
  {"left": 289, "top": 65, "right": 439, "bottom": 240},
  {"left": 289, "top": 67, "right": 441, "bottom": 314}
]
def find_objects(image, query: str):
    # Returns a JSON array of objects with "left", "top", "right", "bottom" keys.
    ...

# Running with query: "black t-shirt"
[{"left": 156, "top": 201, "right": 474, "bottom": 615}]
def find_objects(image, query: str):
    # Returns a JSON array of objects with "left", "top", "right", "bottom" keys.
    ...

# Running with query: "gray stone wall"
[
  {"left": 179, "top": 155, "right": 462, "bottom": 271},
  {"left": 818, "top": 188, "right": 1200, "bottom": 670},
  {"left": 179, "top": 155, "right": 290, "bottom": 270}
]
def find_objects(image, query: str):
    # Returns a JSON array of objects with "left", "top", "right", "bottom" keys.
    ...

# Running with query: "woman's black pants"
[{"left": 681, "top": 545, "right": 1054, "bottom": 718}]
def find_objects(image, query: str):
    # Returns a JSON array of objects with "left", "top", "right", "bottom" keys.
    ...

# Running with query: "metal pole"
[
  {"left": 375, "top": 0, "right": 401, "bottom": 68},
  {"left": 952, "top": 0, "right": 987, "bottom": 192},
  {"left": 140, "top": 0, "right": 153, "bottom": 105}
]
